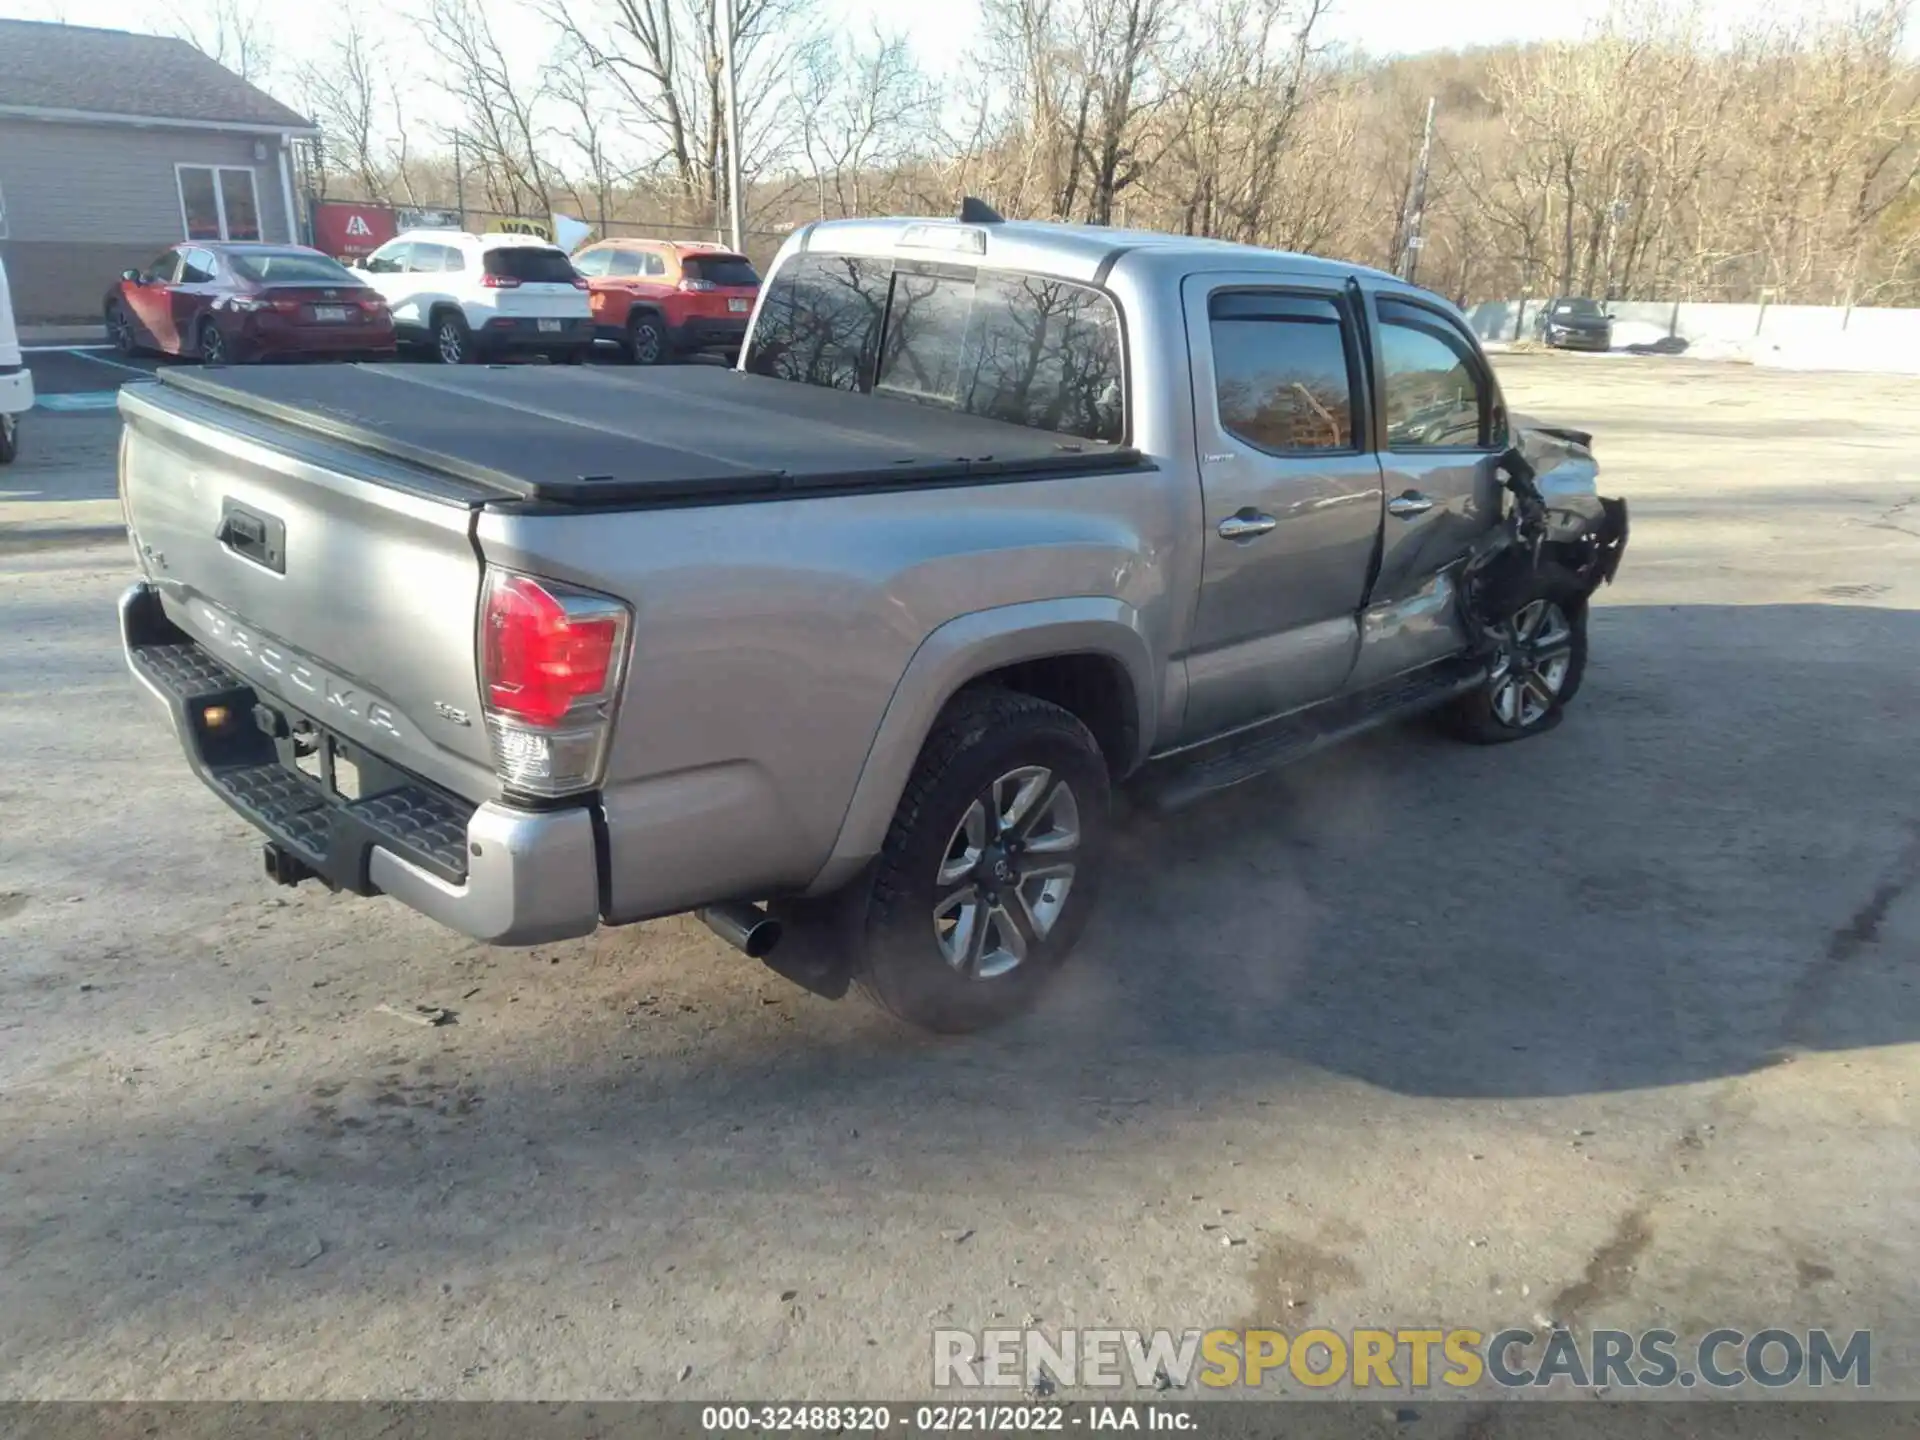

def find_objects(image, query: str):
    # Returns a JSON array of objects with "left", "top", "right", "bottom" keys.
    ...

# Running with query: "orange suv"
[{"left": 572, "top": 239, "right": 760, "bottom": 364}]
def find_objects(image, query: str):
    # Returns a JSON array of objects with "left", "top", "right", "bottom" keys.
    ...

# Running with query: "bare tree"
[
  {"left": 793, "top": 28, "right": 939, "bottom": 218},
  {"left": 298, "top": 8, "right": 391, "bottom": 203},
  {"left": 421, "top": 0, "right": 555, "bottom": 218},
  {"left": 168, "top": 0, "right": 274, "bottom": 84},
  {"left": 542, "top": 0, "right": 813, "bottom": 223}
]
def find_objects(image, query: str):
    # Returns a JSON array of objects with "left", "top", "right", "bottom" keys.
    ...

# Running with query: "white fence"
[{"left": 1463, "top": 298, "right": 1920, "bottom": 374}]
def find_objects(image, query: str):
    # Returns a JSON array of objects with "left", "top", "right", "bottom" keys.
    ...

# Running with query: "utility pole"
[
  {"left": 453, "top": 133, "right": 467, "bottom": 231},
  {"left": 718, "top": 0, "right": 746, "bottom": 255},
  {"left": 1400, "top": 96, "right": 1436, "bottom": 285}
]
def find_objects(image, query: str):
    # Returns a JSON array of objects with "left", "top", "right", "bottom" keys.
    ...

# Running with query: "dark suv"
[{"left": 1535, "top": 297, "right": 1613, "bottom": 352}]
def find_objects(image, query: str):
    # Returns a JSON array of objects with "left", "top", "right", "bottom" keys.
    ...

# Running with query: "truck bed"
[{"left": 153, "top": 363, "right": 1149, "bottom": 508}]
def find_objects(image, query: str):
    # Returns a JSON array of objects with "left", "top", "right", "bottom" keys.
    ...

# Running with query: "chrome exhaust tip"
[{"left": 697, "top": 900, "right": 783, "bottom": 960}]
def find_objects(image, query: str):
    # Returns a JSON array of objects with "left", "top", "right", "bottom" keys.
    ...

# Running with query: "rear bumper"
[
  {"left": 0, "top": 363, "right": 33, "bottom": 414},
  {"left": 670, "top": 316, "right": 749, "bottom": 352},
  {"left": 477, "top": 316, "right": 595, "bottom": 352},
  {"left": 119, "top": 581, "right": 601, "bottom": 946}
]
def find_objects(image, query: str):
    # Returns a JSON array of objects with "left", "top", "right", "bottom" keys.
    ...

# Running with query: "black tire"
[
  {"left": 0, "top": 412, "right": 19, "bottom": 466},
  {"left": 197, "top": 317, "right": 235, "bottom": 365},
  {"left": 627, "top": 312, "right": 668, "bottom": 366},
  {"left": 850, "top": 688, "right": 1110, "bottom": 1034},
  {"left": 107, "top": 303, "right": 143, "bottom": 358},
  {"left": 1443, "top": 562, "right": 1589, "bottom": 744},
  {"left": 433, "top": 310, "right": 475, "bottom": 365}
]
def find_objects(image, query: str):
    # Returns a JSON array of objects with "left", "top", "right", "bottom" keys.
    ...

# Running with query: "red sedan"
[{"left": 105, "top": 243, "right": 396, "bottom": 364}]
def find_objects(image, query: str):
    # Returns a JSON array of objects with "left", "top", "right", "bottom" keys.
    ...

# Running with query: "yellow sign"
[{"left": 489, "top": 217, "right": 554, "bottom": 241}]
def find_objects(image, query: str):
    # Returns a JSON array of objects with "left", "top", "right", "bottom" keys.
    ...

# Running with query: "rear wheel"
[
  {"left": 0, "top": 412, "right": 19, "bottom": 466},
  {"left": 628, "top": 313, "right": 668, "bottom": 366},
  {"left": 434, "top": 311, "right": 475, "bottom": 365},
  {"left": 849, "top": 688, "right": 1110, "bottom": 1034}
]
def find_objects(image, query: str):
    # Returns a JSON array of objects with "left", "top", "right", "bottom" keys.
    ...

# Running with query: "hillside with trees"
[{"left": 271, "top": 0, "right": 1920, "bottom": 306}]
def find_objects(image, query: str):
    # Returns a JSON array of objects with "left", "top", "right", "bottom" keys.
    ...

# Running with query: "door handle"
[
  {"left": 1217, "top": 511, "right": 1278, "bottom": 541},
  {"left": 1388, "top": 491, "right": 1436, "bottom": 519}
]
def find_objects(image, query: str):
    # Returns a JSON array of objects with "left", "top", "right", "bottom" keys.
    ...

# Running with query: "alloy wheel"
[
  {"left": 932, "top": 766, "right": 1081, "bottom": 979},
  {"left": 1488, "top": 598, "right": 1573, "bottom": 727},
  {"left": 110, "top": 307, "right": 136, "bottom": 356},
  {"left": 437, "top": 322, "right": 465, "bottom": 365},
  {"left": 200, "top": 323, "right": 226, "bottom": 364},
  {"left": 632, "top": 321, "right": 662, "bottom": 365}
]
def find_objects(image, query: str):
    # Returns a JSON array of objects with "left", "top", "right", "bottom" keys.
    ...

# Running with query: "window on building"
[
  {"left": 1208, "top": 292, "right": 1358, "bottom": 454},
  {"left": 177, "top": 165, "right": 263, "bottom": 242}
]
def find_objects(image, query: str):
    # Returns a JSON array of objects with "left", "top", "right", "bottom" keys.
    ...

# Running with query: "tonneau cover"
[{"left": 153, "top": 363, "right": 1147, "bottom": 506}]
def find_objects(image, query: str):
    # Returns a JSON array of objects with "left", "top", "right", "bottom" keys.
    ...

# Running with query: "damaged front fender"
[{"left": 1509, "top": 414, "right": 1630, "bottom": 594}]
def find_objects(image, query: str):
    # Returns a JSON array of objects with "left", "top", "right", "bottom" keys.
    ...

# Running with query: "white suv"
[
  {"left": 356, "top": 231, "right": 594, "bottom": 365},
  {"left": 0, "top": 252, "right": 31, "bottom": 464}
]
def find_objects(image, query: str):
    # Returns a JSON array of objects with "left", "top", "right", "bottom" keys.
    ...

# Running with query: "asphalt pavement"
[{"left": 0, "top": 354, "right": 1917, "bottom": 1406}]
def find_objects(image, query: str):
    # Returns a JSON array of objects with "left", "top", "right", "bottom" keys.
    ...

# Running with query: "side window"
[
  {"left": 1207, "top": 292, "right": 1357, "bottom": 454},
  {"left": 145, "top": 251, "right": 182, "bottom": 283},
  {"left": 643, "top": 251, "right": 668, "bottom": 277},
  {"left": 179, "top": 248, "right": 218, "bottom": 284},
  {"left": 410, "top": 244, "right": 450, "bottom": 273},
  {"left": 744, "top": 253, "right": 891, "bottom": 391},
  {"left": 572, "top": 248, "right": 611, "bottom": 278},
  {"left": 606, "top": 249, "right": 642, "bottom": 276},
  {"left": 442, "top": 245, "right": 467, "bottom": 273},
  {"left": 365, "top": 242, "right": 412, "bottom": 275},
  {"left": 1377, "top": 299, "right": 1492, "bottom": 450}
]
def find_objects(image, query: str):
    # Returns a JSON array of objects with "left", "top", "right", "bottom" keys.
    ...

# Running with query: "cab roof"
[{"left": 790, "top": 215, "right": 1402, "bottom": 289}]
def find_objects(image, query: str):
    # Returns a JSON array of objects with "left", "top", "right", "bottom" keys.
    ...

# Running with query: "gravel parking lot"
[{"left": 0, "top": 353, "right": 1916, "bottom": 1409}]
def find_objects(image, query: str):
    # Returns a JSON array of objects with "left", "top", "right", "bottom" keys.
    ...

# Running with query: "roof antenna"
[{"left": 959, "top": 196, "right": 1005, "bottom": 224}]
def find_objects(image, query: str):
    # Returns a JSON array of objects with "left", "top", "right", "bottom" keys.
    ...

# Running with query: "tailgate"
[{"left": 118, "top": 379, "right": 497, "bottom": 802}]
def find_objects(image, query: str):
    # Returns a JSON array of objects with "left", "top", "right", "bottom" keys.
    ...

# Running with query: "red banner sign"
[{"left": 311, "top": 201, "right": 398, "bottom": 259}]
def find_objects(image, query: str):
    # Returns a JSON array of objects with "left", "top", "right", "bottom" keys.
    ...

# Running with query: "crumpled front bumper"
[{"left": 118, "top": 581, "right": 602, "bottom": 947}]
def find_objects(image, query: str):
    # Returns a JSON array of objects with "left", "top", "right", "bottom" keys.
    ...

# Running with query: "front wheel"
[
  {"left": 197, "top": 317, "right": 231, "bottom": 365},
  {"left": 108, "top": 303, "right": 143, "bottom": 358},
  {"left": 1444, "top": 563, "right": 1589, "bottom": 744},
  {"left": 850, "top": 689, "right": 1110, "bottom": 1033},
  {"left": 0, "top": 412, "right": 19, "bottom": 465}
]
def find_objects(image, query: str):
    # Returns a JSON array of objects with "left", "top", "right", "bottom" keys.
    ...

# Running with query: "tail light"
[
  {"left": 481, "top": 273, "right": 522, "bottom": 289},
  {"left": 572, "top": 276, "right": 590, "bottom": 290},
  {"left": 479, "top": 569, "right": 631, "bottom": 797},
  {"left": 678, "top": 278, "right": 717, "bottom": 293}
]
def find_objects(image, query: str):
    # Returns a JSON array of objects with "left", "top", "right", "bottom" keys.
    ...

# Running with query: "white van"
[{"left": 0, "top": 252, "right": 30, "bottom": 464}]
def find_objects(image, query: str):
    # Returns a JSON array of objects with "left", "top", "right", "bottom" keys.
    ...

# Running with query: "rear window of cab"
[{"left": 744, "top": 253, "right": 1125, "bottom": 446}]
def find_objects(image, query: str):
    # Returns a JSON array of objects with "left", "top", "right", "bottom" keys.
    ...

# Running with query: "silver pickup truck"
[{"left": 117, "top": 207, "right": 1627, "bottom": 1032}]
